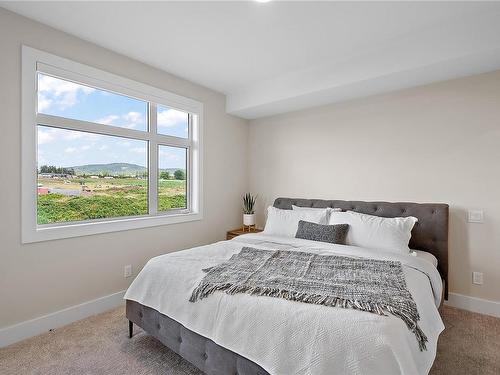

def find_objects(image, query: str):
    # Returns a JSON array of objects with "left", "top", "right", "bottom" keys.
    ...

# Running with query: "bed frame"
[{"left": 126, "top": 197, "right": 449, "bottom": 375}]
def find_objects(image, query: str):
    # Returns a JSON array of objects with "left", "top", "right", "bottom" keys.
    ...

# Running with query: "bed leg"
[{"left": 129, "top": 320, "right": 133, "bottom": 338}]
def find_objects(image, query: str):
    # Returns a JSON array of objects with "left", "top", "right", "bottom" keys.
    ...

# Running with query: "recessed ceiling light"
[{"left": 256, "top": 0, "right": 272, "bottom": 3}]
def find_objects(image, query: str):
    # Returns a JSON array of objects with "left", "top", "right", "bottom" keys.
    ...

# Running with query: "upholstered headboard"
[{"left": 273, "top": 197, "right": 449, "bottom": 299}]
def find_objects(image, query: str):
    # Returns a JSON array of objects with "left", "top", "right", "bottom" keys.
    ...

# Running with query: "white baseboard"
[
  {"left": 0, "top": 290, "right": 126, "bottom": 348},
  {"left": 445, "top": 292, "right": 500, "bottom": 318}
]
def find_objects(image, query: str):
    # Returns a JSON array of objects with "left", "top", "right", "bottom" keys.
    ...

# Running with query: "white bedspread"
[{"left": 124, "top": 233, "right": 444, "bottom": 375}]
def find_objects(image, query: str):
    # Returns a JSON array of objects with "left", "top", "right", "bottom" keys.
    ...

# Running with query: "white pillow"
[
  {"left": 264, "top": 206, "right": 328, "bottom": 237},
  {"left": 328, "top": 210, "right": 418, "bottom": 254},
  {"left": 291, "top": 205, "right": 340, "bottom": 224}
]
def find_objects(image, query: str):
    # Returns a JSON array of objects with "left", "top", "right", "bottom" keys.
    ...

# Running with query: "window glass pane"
[
  {"left": 37, "top": 125, "right": 148, "bottom": 224},
  {"left": 158, "top": 145, "right": 187, "bottom": 211},
  {"left": 37, "top": 73, "right": 148, "bottom": 131},
  {"left": 157, "top": 105, "right": 189, "bottom": 138}
]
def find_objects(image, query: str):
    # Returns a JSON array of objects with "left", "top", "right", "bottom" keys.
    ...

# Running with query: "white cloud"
[
  {"left": 157, "top": 108, "right": 187, "bottom": 128},
  {"left": 121, "top": 111, "right": 145, "bottom": 129},
  {"left": 37, "top": 94, "right": 53, "bottom": 112},
  {"left": 60, "top": 130, "right": 99, "bottom": 142},
  {"left": 37, "top": 155, "right": 47, "bottom": 165},
  {"left": 38, "top": 74, "right": 95, "bottom": 111},
  {"left": 98, "top": 145, "right": 109, "bottom": 151},
  {"left": 37, "top": 150, "right": 46, "bottom": 164},
  {"left": 38, "top": 129, "right": 54, "bottom": 144},
  {"left": 64, "top": 147, "right": 77, "bottom": 153},
  {"left": 131, "top": 147, "right": 146, "bottom": 154},
  {"left": 62, "top": 131, "right": 83, "bottom": 140},
  {"left": 58, "top": 130, "right": 100, "bottom": 142},
  {"left": 118, "top": 141, "right": 131, "bottom": 147},
  {"left": 38, "top": 127, "right": 99, "bottom": 148},
  {"left": 123, "top": 111, "right": 144, "bottom": 124},
  {"left": 96, "top": 115, "right": 119, "bottom": 125},
  {"left": 93, "top": 111, "right": 145, "bottom": 130},
  {"left": 159, "top": 149, "right": 182, "bottom": 162}
]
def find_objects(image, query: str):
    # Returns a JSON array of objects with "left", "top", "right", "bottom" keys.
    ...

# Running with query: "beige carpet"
[{"left": 1, "top": 305, "right": 499, "bottom": 375}]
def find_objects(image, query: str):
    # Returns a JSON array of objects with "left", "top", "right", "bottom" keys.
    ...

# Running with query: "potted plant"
[{"left": 243, "top": 193, "right": 256, "bottom": 227}]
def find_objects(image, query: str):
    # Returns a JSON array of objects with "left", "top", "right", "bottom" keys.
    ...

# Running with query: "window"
[
  {"left": 158, "top": 145, "right": 188, "bottom": 212},
  {"left": 22, "top": 46, "right": 203, "bottom": 243}
]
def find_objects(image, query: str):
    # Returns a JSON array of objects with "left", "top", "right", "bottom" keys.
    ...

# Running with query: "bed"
[{"left": 125, "top": 198, "right": 449, "bottom": 375}]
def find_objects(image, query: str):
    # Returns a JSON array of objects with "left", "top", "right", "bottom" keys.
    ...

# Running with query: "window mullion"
[
  {"left": 36, "top": 113, "right": 150, "bottom": 141},
  {"left": 149, "top": 103, "right": 158, "bottom": 216},
  {"left": 153, "top": 134, "right": 191, "bottom": 148},
  {"left": 187, "top": 114, "right": 193, "bottom": 212}
]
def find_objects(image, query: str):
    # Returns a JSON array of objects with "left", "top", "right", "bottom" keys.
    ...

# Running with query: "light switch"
[
  {"left": 468, "top": 210, "right": 484, "bottom": 223},
  {"left": 472, "top": 272, "right": 484, "bottom": 285},
  {"left": 124, "top": 265, "right": 132, "bottom": 278}
]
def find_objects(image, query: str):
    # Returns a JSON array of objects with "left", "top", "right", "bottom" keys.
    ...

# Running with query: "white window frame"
[{"left": 22, "top": 46, "right": 203, "bottom": 243}]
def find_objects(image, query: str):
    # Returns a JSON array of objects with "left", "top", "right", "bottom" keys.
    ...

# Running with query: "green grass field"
[{"left": 37, "top": 177, "right": 186, "bottom": 224}]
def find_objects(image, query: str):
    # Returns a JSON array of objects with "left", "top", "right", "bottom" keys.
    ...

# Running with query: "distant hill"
[
  {"left": 71, "top": 163, "right": 146, "bottom": 176},
  {"left": 70, "top": 163, "right": 184, "bottom": 176}
]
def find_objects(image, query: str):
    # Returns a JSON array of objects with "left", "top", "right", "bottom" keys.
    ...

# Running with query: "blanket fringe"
[{"left": 189, "top": 283, "right": 428, "bottom": 351}]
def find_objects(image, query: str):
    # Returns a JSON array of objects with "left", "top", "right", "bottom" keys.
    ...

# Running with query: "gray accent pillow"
[{"left": 295, "top": 220, "right": 349, "bottom": 245}]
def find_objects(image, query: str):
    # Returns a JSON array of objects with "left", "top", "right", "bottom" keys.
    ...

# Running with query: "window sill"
[{"left": 22, "top": 211, "right": 203, "bottom": 243}]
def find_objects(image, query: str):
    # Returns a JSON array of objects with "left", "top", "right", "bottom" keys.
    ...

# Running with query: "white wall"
[
  {"left": 248, "top": 70, "right": 500, "bottom": 304},
  {"left": 0, "top": 9, "right": 248, "bottom": 329}
]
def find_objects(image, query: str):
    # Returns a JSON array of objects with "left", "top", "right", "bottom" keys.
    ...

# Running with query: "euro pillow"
[
  {"left": 264, "top": 206, "right": 328, "bottom": 237},
  {"left": 295, "top": 220, "right": 349, "bottom": 245},
  {"left": 291, "top": 205, "right": 340, "bottom": 224},
  {"left": 328, "top": 210, "right": 418, "bottom": 254}
]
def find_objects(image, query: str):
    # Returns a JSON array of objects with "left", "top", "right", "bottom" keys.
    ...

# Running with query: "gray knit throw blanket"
[{"left": 190, "top": 247, "right": 428, "bottom": 350}]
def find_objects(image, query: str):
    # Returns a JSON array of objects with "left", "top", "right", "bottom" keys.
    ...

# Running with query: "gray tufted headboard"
[{"left": 273, "top": 197, "right": 449, "bottom": 300}]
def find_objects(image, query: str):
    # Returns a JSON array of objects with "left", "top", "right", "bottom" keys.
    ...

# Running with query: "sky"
[{"left": 37, "top": 73, "right": 188, "bottom": 169}]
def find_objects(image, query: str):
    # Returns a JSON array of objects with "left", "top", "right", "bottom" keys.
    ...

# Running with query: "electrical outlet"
[
  {"left": 468, "top": 210, "right": 484, "bottom": 223},
  {"left": 124, "top": 265, "right": 132, "bottom": 278},
  {"left": 472, "top": 271, "right": 483, "bottom": 285}
]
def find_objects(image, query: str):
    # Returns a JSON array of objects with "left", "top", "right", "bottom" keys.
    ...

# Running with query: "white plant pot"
[{"left": 243, "top": 214, "right": 256, "bottom": 226}]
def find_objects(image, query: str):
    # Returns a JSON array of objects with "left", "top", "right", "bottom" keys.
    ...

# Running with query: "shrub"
[{"left": 174, "top": 169, "right": 186, "bottom": 180}]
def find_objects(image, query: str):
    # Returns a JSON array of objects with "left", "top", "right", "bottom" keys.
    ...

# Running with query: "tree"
[
  {"left": 160, "top": 171, "right": 170, "bottom": 180},
  {"left": 174, "top": 169, "right": 185, "bottom": 180},
  {"left": 39, "top": 165, "right": 75, "bottom": 175}
]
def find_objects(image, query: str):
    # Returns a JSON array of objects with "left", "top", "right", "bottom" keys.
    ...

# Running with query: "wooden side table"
[{"left": 226, "top": 227, "right": 263, "bottom": 240}]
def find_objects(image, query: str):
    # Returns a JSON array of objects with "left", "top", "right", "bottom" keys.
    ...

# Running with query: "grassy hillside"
[
  {"left": 71, "top": 163, "right": 146, "bottom": 176},
  {"left": 68, "top": 163, "right": 184, "bottom": 176}
]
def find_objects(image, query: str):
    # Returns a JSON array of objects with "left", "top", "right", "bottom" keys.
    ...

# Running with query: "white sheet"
[
  {"left": 124, "top": 233, "right": 444, "bottom": 375},
  {"left": 412, "top": 249, "right": 438, "bottom": 268}
]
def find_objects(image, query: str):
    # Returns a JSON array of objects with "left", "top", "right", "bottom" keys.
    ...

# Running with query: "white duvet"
[{"left": 124, "top": 233, "right": 444, "bottom": 375}]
